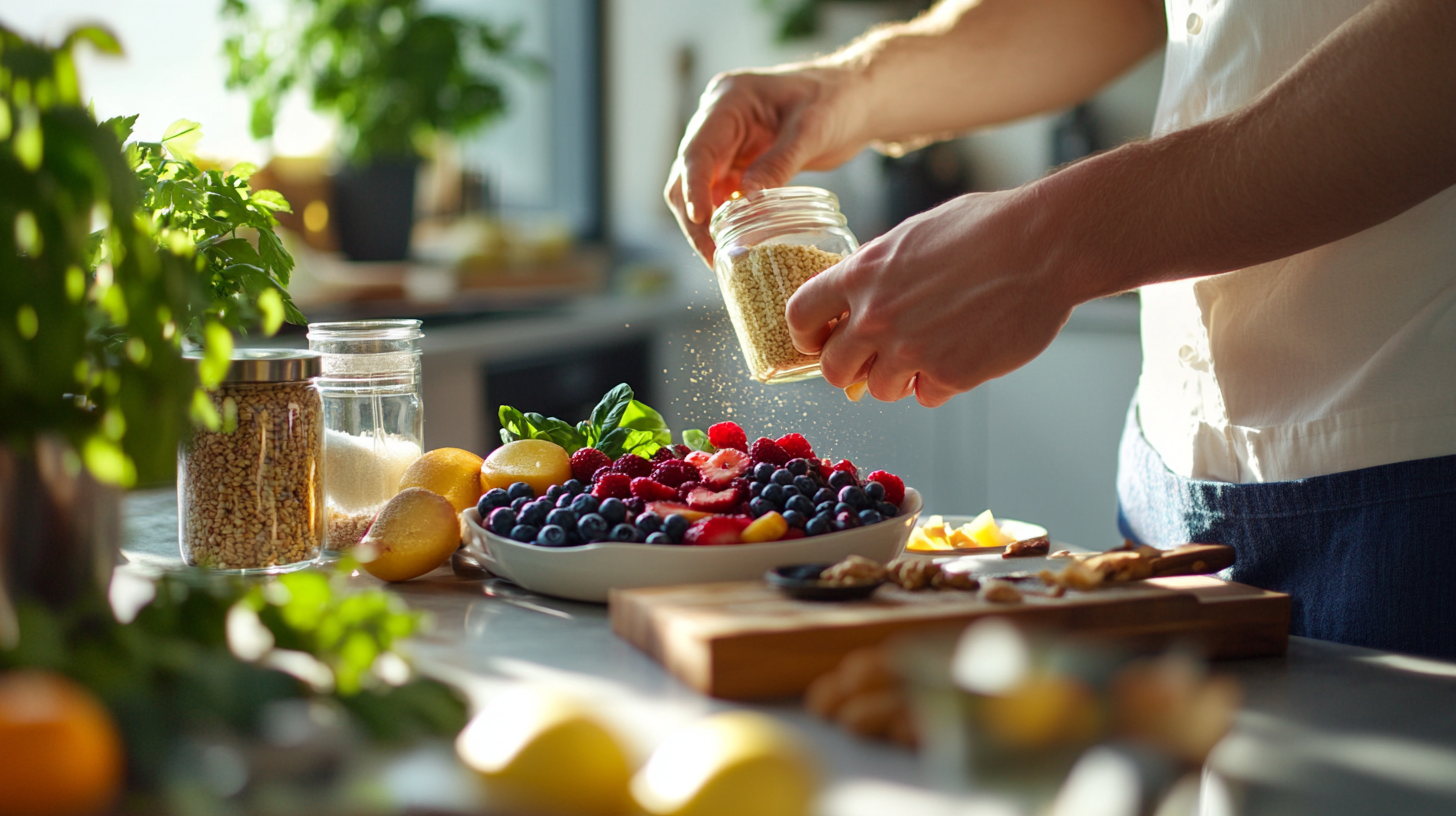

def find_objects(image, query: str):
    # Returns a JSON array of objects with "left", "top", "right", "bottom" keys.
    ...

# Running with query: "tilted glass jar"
[
  {"left": 178, "top": 350, "right": 324, "bottom": 572},
  {"left": 708, "top": 187, "right": 858, "bottom": 384},
  {"left": 307, "top": 320, "right": 424, "bottom": 556}
]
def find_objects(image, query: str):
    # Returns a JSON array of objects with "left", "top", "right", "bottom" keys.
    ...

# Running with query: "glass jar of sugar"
[
  {"left": 307, "top": 320, "right": 425, "bottom": 557},
  {"left": 708, "top": 187, "right": 858, "bottom": 384}
]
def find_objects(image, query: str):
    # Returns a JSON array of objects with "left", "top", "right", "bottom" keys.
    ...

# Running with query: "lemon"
[
  {"left": 456, "top": 688, "right": 632, "bottom": 816},
  {"left": 0, "top": 670, "right": 123, "bottom": 816},
  {"left": 357, "top": 487, "right": 461, "bottom": 582},
  {"left": 632, "top": 712, "right": 816, "bottom": 816},
  {"left": 481, "top": 439, "right": 573, "bottom": 496},
  {"left": 398, "top": 447, "right": 485, "bottom": 513}
]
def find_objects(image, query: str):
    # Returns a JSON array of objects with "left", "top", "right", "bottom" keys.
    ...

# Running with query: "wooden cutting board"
[{"left": 610, "top": 576, "right": 1289, "bottom": 700}]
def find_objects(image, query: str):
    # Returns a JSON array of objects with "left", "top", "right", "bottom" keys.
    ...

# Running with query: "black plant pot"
[{"left": 331, "top": 159, "right": 419, "bottom": 262}]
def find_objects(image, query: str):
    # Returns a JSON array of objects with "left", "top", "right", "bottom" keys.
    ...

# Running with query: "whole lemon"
[
  {"left": 399, "top": 447, "right": 486, "bottom": 512},
  {"left": 456, "top": 688, "right": 632, "bottom": 816},
  {"left": 0, "top": 670, "right": 123, "bottom": 816},
  {"left": 357, "top": 487, "right": 461, "bottom": 582},
  {"left": 481, "top": 439, "right": 573, "bottom": 496},
  {"left": 632, "top": 712, "right": 816, "bottom": 816}
]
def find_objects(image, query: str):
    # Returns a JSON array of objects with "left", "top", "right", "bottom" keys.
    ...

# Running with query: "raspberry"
[
  {"left": 748, "top": 437, "right": 789, "bottom": 466},
  {"left": 815, "top": 458, "right": 835, "bottom": 480},
  {"left": 676, "top": 480, "right": 699, "bottom": 501},
  {"left": 673, "top": 444, "right": 693, "bottom": 458},
  {"left": 651, "top": 459, "right": 697, "bottom": 488},
  {"left": 707, "top": 421, "right": 748, "bottom": 451},
  {"left": 831, "top": 459, "right": 858, "bottom": 478},
  {"left": 865, "top": 470, "right": 906, "bottom": 505},
  {"left": 686, "top": 484, "right": 746, "bottom": 514},
  {"left": 651, "top": 447, "right": 679, "bottom": 463},
  {"left": 570, "top": 448, "right": 612, "bottom": 484},
  {"left": 630, "top": 477, "right": 678, "bottom": 502},
  {"left": 591, "top": 473, "right": 632, "bottom": 499},
  {"left": 775, "top": 433, "right": 815, "bottom": 461},
  {"left": 612, "top": 453, "right": 653, "bottom": 479},
  {"left": 591, "top": 465, "right": 613, "bottom": 483},
  {"left": 699, "top": 448, "right": 751, "bottom": 487},
  {"left": 624, "top": 497, "right": 646, "bottom": 517}
]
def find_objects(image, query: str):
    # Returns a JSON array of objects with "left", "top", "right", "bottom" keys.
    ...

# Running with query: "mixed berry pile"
[{"left": 476, "top": 422, "right": 907, "bottom": 547}]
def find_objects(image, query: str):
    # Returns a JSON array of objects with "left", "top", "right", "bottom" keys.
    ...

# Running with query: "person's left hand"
[{"left": 785, "top": 188, "right": 1080, "bottom": 407}]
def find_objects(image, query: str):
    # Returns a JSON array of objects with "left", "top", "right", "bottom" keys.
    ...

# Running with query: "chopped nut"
[
  {"left": 885, "top": 557, "right": 941, "bottom": 591},
  {"left": 836, "top": 689, "right": 907, "bottom": 740},
  {"left": 979, "top": 579, "right": 1024, "bottom": 603},
  {"left": 821, "top": 554, "right": 887, "bottom": 586},
  {"left": 1003, "top": 535, "right": 1051, "bottom": 558},
  {"left": 932, "top": 568, "right": 980, "bottom": 591},
  {"left": 1049, "top": 550, "right": 1075, "bottom": 559}
]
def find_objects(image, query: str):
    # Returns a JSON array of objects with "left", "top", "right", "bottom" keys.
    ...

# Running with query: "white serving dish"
[{"left": 460, "top": 488, "right": 924, "bottom": 603}]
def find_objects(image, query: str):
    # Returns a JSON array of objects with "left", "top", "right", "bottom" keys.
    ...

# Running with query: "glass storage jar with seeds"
[
  {"left": 178, "top": 350, "right": 324, "bottom": 572},
  {"left": 708, "top": 186, "right": 858, "bottom": 384},
  {"left": 307, "top": 320, "right": 424, "bottom": 557}
]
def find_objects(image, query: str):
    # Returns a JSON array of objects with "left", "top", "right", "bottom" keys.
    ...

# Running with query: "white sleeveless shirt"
[{"left": 1136, "top": 0, "right": 1456, "bottom": 483}]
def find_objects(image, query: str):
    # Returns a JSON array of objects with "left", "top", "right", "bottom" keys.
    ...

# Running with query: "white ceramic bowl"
[{"left": 460, "top": 488, "right": 924, "bottom": 603}]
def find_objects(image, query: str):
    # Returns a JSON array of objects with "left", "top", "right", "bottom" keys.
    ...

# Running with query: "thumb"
[{"left": 739, "top": 127, "right": 810, "bottom": 194}]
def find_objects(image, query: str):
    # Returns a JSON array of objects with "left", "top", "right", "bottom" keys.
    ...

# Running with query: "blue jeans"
[{"left": 1117, "top": 401, "right": 1456, "bottom": 659}]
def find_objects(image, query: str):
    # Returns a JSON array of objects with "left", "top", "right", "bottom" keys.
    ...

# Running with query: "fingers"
[
  {"left": 914, "top": 376, "right": 959, "bottom": 409},
  {"left": 865, "top": 357, "right": 917, "bottom": 403},
  {"left": 786, "top": 264, "right": 851, "bottom": 354},
  {"left": 664, "top": 163, "right": 717, "bottom": 265},
  {"left": 739, "top": 117, "right": 809, "bottom": 194},
  {"left": 816, "top": 320, "right": 877, "bottom": 389}
]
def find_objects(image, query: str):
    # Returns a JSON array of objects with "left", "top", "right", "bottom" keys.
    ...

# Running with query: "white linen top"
[{"left": 1136, "top": 0, "right": 1456, "bottom": 483}]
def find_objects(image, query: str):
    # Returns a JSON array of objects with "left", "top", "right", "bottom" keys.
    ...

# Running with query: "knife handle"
[{"left": 1149, "top": 543, "right": 1236, "bottom": 577}]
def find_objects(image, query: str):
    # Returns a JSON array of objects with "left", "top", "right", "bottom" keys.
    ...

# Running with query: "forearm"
[
  {"left": 823, "top": 0, "right": 1165, "bottom": 146},
  {"left": 1034, "top": 0, "right": 1456, "bottom": 302}
]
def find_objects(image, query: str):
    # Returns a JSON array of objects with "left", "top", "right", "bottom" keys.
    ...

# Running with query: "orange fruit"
[
  {"left": 0, "top": 670, "right": 123, "bottom": 816},
  {"left": 398, "top": 447, "right": 486, "bottom": 512},
  {"left": 480, "top": 439, "right": 573, "bottom": 496},
  {"left": 357, "top": 487, "right": 461, "bottom": 582}
]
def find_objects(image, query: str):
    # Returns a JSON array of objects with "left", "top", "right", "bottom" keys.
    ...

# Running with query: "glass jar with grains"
[
  {"left": 178, "top": 350, "right": 324, "bottom": 572},
  {"left": 708, "top": 186, "right": 858, "bottom": 384},
  {"left": 307, "top": 320, "right": 423, "bottom": 556}
]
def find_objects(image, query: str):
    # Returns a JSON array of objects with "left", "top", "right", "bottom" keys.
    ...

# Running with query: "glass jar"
[
  {"left": 708, "top": 186, "right": 858, "bottom": 384},
  {"left": 178, "top": 350, "right": 324, "bottom": 572},
  {"left": 307, "top": 320, "right": 424, "bottom": 556}
]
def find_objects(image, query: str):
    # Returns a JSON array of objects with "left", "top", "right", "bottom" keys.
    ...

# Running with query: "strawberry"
[
  {"left": 748, "top": 437, "right": 789, "bottom": 467},
  {"left": 775, "top": 433, "right": 815, "bottom": 461},
  {"left": 686, "top": 484, "right": 745, "bottom": 513},
  {"left": 676, "top": 480, "right": 699, "bottom": 501},
  {"left": 780, "top": 527, "right": 807, "bottom": 541},
  {"left": 684, "top": 450, "right": 712, "bottom": 470},
  {"left": 630, "top": 477, "right": 678, "bottom": 502},
  {"left": 651, "top": 447, "right": 679, "bottom": 462},
  {"left": 651, "top": 459, "right": 697, "bottom": 488},
  {"left": 685, "top": 515, "right": 752, "bottom": 546},
  {"left": 707, "top": 421, "right": 748, "bottom": 451},
  {"left": 570, "top": 448, "right": 612, "bottom": 484},
  {"left": 591, "top": 465, "right": 613, "bottom": 483},
  {"left": 815, "top": 458, "right": 835, "bottom": 480},
  {"left": 646, "top": 501, "right": 711, "bottom": 522},
  {"left": 612, "top": 453, "right": 653, "bottom": 479},
  {"left": 865, "top": 470, "right": 906, "bottom": 505},
  {"left": 699, "top": 448, "right": 751, "bottom": 487},
  {"left": 591, "top": 472, "right": 632, "bottom": 499}
]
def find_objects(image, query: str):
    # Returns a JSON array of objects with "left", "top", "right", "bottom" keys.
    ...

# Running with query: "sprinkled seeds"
[{"left": 720, "top": 242, "right": 842, "bottom": 383}]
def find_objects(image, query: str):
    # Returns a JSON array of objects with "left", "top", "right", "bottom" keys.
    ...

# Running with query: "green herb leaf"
[
  {"left": 682, "top": 429, "right": 715, "bottom": 453},
  {"left": 621, "top": 400, "right": 672, "bottom": 448},
  {"left": 589, "top": 383, "right": 634, "bottom": 438},
  {"left": 596, "top": 427, "right": 632, "bottom": 460}
]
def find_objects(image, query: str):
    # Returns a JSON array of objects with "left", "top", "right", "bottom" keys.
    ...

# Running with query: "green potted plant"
[{"left": 223, "top": 0, "right": 529, "bottom": 262}]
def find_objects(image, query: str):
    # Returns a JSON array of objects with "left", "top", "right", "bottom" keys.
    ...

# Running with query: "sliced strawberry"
[
  {"left": 630, "top": 477, "right": 678, "bottom": 502},
  {"left": 646, "top": 500, "right": 712, "bottom": 522},
  {"left": 686, "top": 484, "right": 745, "bottom": 513},
  {"left": 684, "top": 450, "right": 712, "bottom": 470},
  {"left": 685, "top": 515, "right": 752, "bottom": 546},
  {"left": 676, "top": 480, "right": 699, "bottom": 501},
  {"left": 700, "top": 448, "right": 751, "bottom": 487}
]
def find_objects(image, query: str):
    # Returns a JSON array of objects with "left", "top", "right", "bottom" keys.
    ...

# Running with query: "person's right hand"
[{"left": 664, "top": 65, "right": 871, "bottom": 265}]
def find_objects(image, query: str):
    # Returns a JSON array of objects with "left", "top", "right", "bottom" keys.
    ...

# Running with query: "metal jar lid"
[{"left": 185, "top": 349, "right": 322, "bottom": 383}]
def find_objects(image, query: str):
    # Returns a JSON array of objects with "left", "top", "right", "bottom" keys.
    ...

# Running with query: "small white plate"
[{"left": 460, "top": 489, "right": 924, "bottom": 603}]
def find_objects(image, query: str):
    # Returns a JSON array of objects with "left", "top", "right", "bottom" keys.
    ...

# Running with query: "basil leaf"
[
  {"left": 622, "top": 429, "right": 661, "bottom": 458},
  {"left": 577, "top": 420, "right": 596, "bottom": 448},
  {"left": 499, "top": 406, "right": 530, "bottom": 442},
  {"left": 589, "top": 383, "right": 634, "bottom": 436},
  {"left": 596, "top": 427, "right": 632, "bottom": 460},
  {"left": 682, "top": 429, "right": 715, "bottom": 453},
  {"left": 621, "top": 400, "right": 672, "bottom": 448}
]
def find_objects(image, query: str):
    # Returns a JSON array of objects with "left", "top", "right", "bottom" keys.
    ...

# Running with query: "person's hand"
[
  {"left": 785, "top": 189, "right": 1080, "bottom": 407},
  {"left": 664, "top": 65, "right": 871, "bottom": 264}
]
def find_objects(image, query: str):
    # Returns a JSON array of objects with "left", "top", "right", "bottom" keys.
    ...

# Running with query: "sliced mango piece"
[
  {"left": 906, "top": 528, "right": 954, "bottom": 552},
  {"left": 966, "top": 510, "right": 1016, "bottom": 549},
  {"left": 742, "top": 512, "right": 788, "bottom": 543},
  {"left": 947, "top": 528, "right": 976, "bottom": 548}
]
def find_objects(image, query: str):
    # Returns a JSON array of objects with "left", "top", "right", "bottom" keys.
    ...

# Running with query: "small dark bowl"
[{"left": 766, "top": 562, "right": 885, "bottom": 601}]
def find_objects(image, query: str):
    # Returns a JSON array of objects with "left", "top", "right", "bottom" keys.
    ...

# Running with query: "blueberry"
[
  {"left": 783, "top": 509, "right": 807, "bottom": 529},
  {"left": 771, "top": 469, "right": 794, "bottom": 486},
  {"left": 556, "top": 492, "right": 576, "bottom": 508},
  {"left": 781, "top": 485, "right": 801, "bottom": 501},
  {"left": 635, "top": 512, "right": 663, "bottom": 533},
  {"left": 838, "top": 485, "right": 868, "bottom": 510},
  {"left": 749, "top": 481, "right": 764, "bottom": 499},
  {"left": 609, "top": 523, "right": 638, "bottom": 542},
  {"left": 786, "top": 458, "right": 809, "bottom": 477},
  {"left": 805, "top": 515, "right": 832, "bottom": 537},
  {"left": 536, "top": 524, "right": 569, "bottom": 547},
  {"left": 828, "top": 470, "right": 855, "bottom": 490},
  {"left": 753, "top": 462, "right": 776, "bottom": 483},
  {"left": 545, "top": 484, "right": 564, "bottom": 502},
  {"left": 563, "top": 479, "right": 585, "bottom": 496},
  {"left": 624, "top": 498, "right": 646, "bottom": 517},
  {"left": 877, "top": 501, "right": 899, "bottom": 518},
  {"left": 565, "top": 530, "right": 583, "bottom": 546},
  {"left": 749, "top": 497, "right": 775, "bottom": 518},
  {"left": 599, "top": 498, "right": 628, "bottom": 525},
  {"left": 509, "top": 524, "right": 539, "bottom": 543},
  {"left": 663, "top": 514, "right": 689, "bottom": 542},
  {"left": 835, "top": 501, "right": 856, "bottom": 517},
  {"left": 785, "top": 495, "right": 816, "bottom": 516},
  {"left": 813, "top": 487, "right": 837, "bottom": 506},
  {"left": 507, "top": 482, "right": 535, "bottom": 501},
  {"left": 546, "top": 508, "right": 578, "bottom": 533},
  {"left": 816, "top": 500, "right": 836, "bottom": 516},
  {"left": 761, "top": 483, "right": 785, "bottom": 506},
  {"left": 570, "top": 493, "right": 600, "bottom": 515},
  {"left": 511, "top": 496, "right": 530, "bottom": 512},
  {"left": 645, "top": 531, "right": 674, "bottom": 545},
  {"left": 577, "top": 513, "right": 609, "bottom": 542},
  {"left": 478, "top": 488, "right": 510, "bottom": 511},
  {"left": 834, "top": 511, "right": 859, "bottom": 531},
  {"left": 858, "top": 508, "right": 884, "bottom": 526},
  {"left": 864, "top": 481, "right": 887, "bottom": 502},
  {"left": 487, "top": 507, "right": 516, "bottom": 535},
  {"left": 792, "top": 475, "right": 817, "bottom": 496},
  {"left": 521, "top": 500, "right": 552, "bottom": 527}
]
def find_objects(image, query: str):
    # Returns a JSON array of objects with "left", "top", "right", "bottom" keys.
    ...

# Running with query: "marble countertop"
[{"left": 123, "top": 490, "right": 1456, "bottom": 816}]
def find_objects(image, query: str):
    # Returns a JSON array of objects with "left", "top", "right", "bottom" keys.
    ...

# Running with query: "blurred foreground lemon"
[
  {"left": 480, "top": 439, "right": 572, "bottom": 496},
  {"left": 0, "top": 670, "right": 123, "bottom": 816},
  {"left": 357, "top": 487, "right": 461, "bottom": 581},
  {"left": 632, "top": 711, "right": 816, "bottom": 816},
  {"left": 399, "top": 447, "right": 485, "bottom": 512},
  {"left": 456, "top": 688, "right": 632, "bottom": 816}
]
